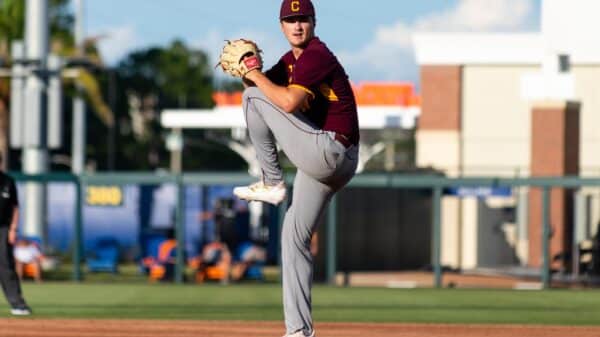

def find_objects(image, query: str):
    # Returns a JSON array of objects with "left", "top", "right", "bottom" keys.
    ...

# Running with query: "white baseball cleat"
[
  {"left": 233, "top": 181, "right": 286, "bottom": 205},
  {"left": 10, "top": 306, "right": 32, "bottom": 316}
]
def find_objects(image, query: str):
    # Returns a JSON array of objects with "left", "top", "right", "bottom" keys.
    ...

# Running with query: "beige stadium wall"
[
  {"left": 573, "top": 65, "right": 600, "bottom": 240},
  {"left": 459, "top": 65, "right": 537, "bottom": 268},
  {"left": 416, "top": 65, "right": 464, "bottom": 268},
  {"left": 417, "top": 65, "right": 535, "bottom": 269},
  {"left": 458, "top": 64, "right": 600, "bottom": 268},
  {"left": 416, "top": 131, "right": 463, "bottom": 268},
  {"left": 461, "top": 65, "right": 537, "bottom": 177},
  {"left": 416, "top": 133, "right": 463, "bottom": 268},
  {"left": 574, "top": 66, "right": 600, "bottom": 176},
  {"left": 415, "top": 64, "right": 600, "bottom": 269},
  {"left": 462, "top": 65, "right": 600, "bottom": 177},
  {"left": 415, "top": 131, "right": 461, "bottom": 176}
]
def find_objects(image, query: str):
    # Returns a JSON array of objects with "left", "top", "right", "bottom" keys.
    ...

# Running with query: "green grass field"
[{"left": 1, "top": 282, "right": 599, "bottom": 325}]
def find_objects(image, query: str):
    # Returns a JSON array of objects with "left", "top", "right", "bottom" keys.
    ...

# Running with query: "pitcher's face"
[{"left": 281, "top": 15, "right": 315, "bottom": 48}]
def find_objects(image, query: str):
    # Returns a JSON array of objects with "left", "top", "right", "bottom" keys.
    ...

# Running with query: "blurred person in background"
[
  {"left": 14, "top": 238, "right": 44, "bottom": 283},
  {"left": 231, "top": 241, "right": 267, "bottom": 281},
  {"left": 194, "top": 240, "right": 232, "bottom": 284},
  {"left": 0, "top": 153, "right": 32, "bottom": 315}
]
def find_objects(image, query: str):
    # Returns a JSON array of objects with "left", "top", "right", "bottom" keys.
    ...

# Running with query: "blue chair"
[
  {"left": 20, "top": 236, "right": 42, "bottom": 246},
  {"left": 244, "top": 264, "right": 264, "bottom": 280},
  {"left": 235, "top": 242, "right": 265, "bottom": 281},
  {"left": 86, "top": 237, "right": 120, "bottom": 273}
]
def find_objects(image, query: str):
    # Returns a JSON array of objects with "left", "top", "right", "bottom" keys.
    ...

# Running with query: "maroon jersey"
[{"left": 266, "top": 37, "right": 359, "bottom": 145}]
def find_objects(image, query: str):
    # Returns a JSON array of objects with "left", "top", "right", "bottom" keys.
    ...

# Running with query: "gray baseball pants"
[
  {"left": 0, "top": 227, "right": 27, "bottom": 308},
  {"left": 243, "top": 87, "right": 358, "bottom": 336}
]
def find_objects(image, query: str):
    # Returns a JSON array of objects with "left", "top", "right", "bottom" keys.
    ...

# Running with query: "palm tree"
[{"left": 0, "top": 0, "right": 113, "bottom": 168}]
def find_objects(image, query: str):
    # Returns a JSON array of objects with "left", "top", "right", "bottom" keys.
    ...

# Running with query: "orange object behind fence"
[
  {"left": 212, "top": 91, "right": 243, "bottom": 106},
  {"left": 212, "top": 82, "right": 421, "bottom": 107},
  {"left": 148, "top": 239, "right": 177, "bottom": 281},
  {"left": 352, "top": 82, "right": 420, "bottom": 106}
]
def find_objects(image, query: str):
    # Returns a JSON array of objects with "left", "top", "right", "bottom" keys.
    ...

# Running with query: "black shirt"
[{"left": 0, "top": 172, "right": 18, "bottom": 227}]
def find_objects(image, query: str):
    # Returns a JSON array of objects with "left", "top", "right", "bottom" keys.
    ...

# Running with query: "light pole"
[
  {"left": 166, "top": 128, "right": 183, "bottom": 173},
  {"left": 72, "top": 0, "right": 86, "bottom": 174},
  {"left": 22, "top": 0, "right": 49, "bottom": 242}
]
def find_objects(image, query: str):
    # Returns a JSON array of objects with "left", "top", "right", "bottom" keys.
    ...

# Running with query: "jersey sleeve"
[
  {"left": 290, "top": 49, "right": 337, "bottom": 95},
  {"left": 9, "top": 179, "right": 18, "bottom": 207},
  {"left": 265, "top": 59, "right": 288, "bottom": 86}
]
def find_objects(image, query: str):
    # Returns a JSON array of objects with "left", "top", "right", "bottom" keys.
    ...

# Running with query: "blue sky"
[{"left": 83, "top": 0, "right": 542, "bottom": 84}]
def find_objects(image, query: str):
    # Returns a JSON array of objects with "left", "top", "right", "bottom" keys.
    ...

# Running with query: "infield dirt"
[{"left": 1, "top": 319, "right": 599, "bottom": 337}]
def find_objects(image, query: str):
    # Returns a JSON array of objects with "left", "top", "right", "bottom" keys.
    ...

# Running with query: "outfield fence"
[{"left": 12, "top": 172, "right": 600, "bottom": 288}]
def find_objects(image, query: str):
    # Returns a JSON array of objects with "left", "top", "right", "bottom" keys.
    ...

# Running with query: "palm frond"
[{"left": 63, "top": 68, "right": 114, "bottom": 127}]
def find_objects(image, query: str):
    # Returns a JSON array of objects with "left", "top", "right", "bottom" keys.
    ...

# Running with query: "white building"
[{"left": 413, "top": 0, "right": 600, "bottom": 270}]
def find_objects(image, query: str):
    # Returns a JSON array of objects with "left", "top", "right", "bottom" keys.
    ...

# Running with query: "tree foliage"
[
  {"left": 117, "top": 40, "right": 214, "bottom": 109},
  {"left": 97, "top": 40, "right": 246, "bottom": 171}
]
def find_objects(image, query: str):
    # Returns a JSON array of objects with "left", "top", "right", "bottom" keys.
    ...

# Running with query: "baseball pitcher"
[{"left": 218, "top": 0, "right": 359, "bottom": 336}]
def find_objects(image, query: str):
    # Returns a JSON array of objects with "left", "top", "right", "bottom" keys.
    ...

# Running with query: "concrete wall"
[
  {"left": 459, "top": 64, "right": 600, "bottom": 176},
  {"left": 573, "top": 66, "right": 600, "bottom": 244},
  {"left": 574, "top": 66, "right": 600, "bottom": 175},
  {"left": 416, "top": 131, "right": 461, "bottom": 176},
  {"left": 417, "top": 62, "right": 600, "bottom": 270},
  {"left": 417, "top": 65, "right": 464, "bottom": 268},
  {"left": 457, "top": 65, "right": 534, "bottom": 269},
  {"left": 461, "top": 65, "right": 536, "bottom": 176}
]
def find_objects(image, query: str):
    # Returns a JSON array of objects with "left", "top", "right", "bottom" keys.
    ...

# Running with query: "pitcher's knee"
[
  {"left": 282, "top": 224, "right": 312, "bottom": 252},
  {"left": 243, "top": 86, "right": 263, "bottom": 101}
]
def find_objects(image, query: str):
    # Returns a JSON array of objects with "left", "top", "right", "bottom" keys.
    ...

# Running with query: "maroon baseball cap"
[{"left": 280, "top": 0, "right": 315, "bottom": 20}]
